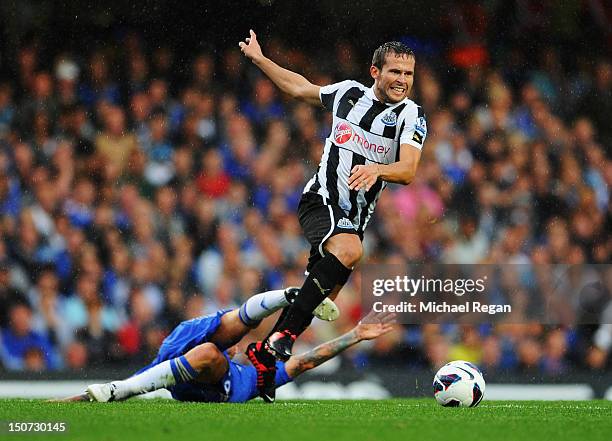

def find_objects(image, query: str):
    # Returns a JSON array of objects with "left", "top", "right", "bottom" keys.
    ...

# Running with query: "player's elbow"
[
  {"left": 288, "top": 84, "right": 307, "bottom": 100},
  {"left": 397, "top": 175, "right": 413, "bottom": 186},
  {"left": 289, "top": 81, "right": 316, "bottom": 102},
  {"left": 398, "top": 165, "right": 417, "bottom": 185}
]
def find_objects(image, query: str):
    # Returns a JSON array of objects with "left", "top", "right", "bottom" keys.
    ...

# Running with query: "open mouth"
[{"left": 391, "top": 86, "right": 405, "bottom": 94}]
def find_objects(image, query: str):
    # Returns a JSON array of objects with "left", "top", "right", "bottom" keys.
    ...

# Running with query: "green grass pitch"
[{"left": 1, "top": 399, "right": 611, "bottom": 441}]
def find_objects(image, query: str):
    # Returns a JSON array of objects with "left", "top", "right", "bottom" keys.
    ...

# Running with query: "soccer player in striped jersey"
[{"left": 239, "top": 30, "right": 426, "bottom": 401}]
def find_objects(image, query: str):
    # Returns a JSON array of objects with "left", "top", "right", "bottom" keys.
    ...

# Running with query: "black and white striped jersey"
[{"left": 303, "top": 79, "right": 427, "bottom": 234}]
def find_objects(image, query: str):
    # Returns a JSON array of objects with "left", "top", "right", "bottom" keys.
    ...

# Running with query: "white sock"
[
  {"left": 111, "top": 356, "right": 197, "bottom": 400},
  {"left": 238, "top": 289, "right": 289, "bottom": 326}
]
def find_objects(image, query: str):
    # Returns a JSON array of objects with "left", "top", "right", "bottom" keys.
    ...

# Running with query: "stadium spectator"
[
  {"left": 79, "top": 51, "right": 120, "bottom": 107},
  {"left": 95, "top": 105, "right": 138, "bottom": 174},
  {"left": 61, "top": 274, "right": 120, "bottom": 338},
  {"left": 0, "top": 301, "right": 59, "bottom": 371},
  {"left": 196, "top": 149, "right": 231, "bottom": 198},
  {"left": 27, "top": 267, "right": 71, "bottom": 349},
  {"left": 0, "top": 260, "right": 27, "bottom": 328}
]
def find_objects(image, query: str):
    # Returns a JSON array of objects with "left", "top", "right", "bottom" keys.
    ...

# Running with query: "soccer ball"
[{"left": 433, "top": 360, "right": 485, "bottom": 407}]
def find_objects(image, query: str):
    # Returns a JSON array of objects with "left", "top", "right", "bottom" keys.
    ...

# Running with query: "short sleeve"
[
  {"left": 319, "top": 80, "right": 356, "bottom": 111},
  {"left": 399, "top": 106, "right": 427, "bottom": 150}
]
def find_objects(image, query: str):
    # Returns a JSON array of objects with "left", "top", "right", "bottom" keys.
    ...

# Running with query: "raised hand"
[{"left": 238, "top": 29, "right": 264, "bottom": 63}]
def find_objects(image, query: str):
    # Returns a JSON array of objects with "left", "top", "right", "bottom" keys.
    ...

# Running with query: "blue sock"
[{"left": 169, "top": 355, "right": 198, "bottom": 382}]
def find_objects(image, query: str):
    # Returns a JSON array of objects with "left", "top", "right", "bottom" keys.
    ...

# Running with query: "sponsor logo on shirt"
[
  {"left": 333, "top": 122, "right": 391, "bottom": 156},
  {"left": 334, "top": 122, "right": 353, "bottom": 144}
]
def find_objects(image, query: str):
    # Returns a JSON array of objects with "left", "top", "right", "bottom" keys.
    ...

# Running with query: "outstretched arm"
[
  {"left": 239, "top": 30, "right": 321, "bottom": 106},
  {"left": 348, "top": 144, "right": 422, "bottom": 190},
  {"left": 284, "top": 311, "right": 395, "bottom": 378}
]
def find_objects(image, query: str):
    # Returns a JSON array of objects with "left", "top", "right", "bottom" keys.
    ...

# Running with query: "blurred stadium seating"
[{"left": 0, "top": 1, "right": 610, "bottom": 386}]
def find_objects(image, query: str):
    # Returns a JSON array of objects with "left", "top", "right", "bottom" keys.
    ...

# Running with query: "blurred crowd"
[{"left": 0, "top": 23, "right": 610, "bottom": 377}]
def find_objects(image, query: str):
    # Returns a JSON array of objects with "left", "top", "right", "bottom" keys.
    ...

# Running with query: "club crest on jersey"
[
  {"left": 334, "top": 122, "right": 353, "bottom": 144},
  {"left": 381, "top": 112, "right": 397, "bottom": 126},
  {"left": 337, "top": 218, "right": 355, "bottom": 229}
]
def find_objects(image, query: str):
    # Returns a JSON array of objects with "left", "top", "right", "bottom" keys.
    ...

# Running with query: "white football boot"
[{"left": 85, "top": 383, "right": 117, "bottom": 402}]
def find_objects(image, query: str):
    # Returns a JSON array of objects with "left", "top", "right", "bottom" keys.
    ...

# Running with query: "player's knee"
[
  {"left": 333, "top": 239, "right": 362, "bottom": 268},
  {"left": 189, "top": 343, "right": 224, "bottom": 369}
]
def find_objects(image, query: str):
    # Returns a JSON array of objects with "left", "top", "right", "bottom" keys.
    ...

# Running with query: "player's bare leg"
[
  {"left": 324, "top": 234, "right": 363, "bottom": 269},
  {"left": 184, "top": 342, "right": 229, "bottom": 384},
  {"left": 208, "top": 310, "right": 254, "bottom": 349}
]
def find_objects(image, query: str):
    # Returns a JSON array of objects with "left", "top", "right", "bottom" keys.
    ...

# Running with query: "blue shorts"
[
  {"left": 139, "top": 309, "right": 293, "bottom": 403},
  {"left": 171, "top": 360, "right": 292, "bottom": 403},
  {"left": 153, "top": 309, "right": 231, "bottom": 363}
]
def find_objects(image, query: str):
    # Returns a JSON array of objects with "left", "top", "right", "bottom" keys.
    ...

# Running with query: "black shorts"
[{"left": 297, "top": 192, "right": 361, "bottom": 273}]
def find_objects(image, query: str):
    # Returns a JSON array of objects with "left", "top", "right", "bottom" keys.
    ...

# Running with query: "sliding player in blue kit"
[{"left": 59, "top": 288, "right": 393, "bottom": 403}]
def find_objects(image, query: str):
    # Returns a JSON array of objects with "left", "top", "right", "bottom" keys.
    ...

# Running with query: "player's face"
[{"left": 370, "top": 53, "right": 415, "bottom": 104}]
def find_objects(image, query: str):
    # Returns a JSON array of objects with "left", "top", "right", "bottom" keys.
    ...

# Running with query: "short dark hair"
[{"left": 372, "top": 42, "right": 414, "bottom": 69}]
